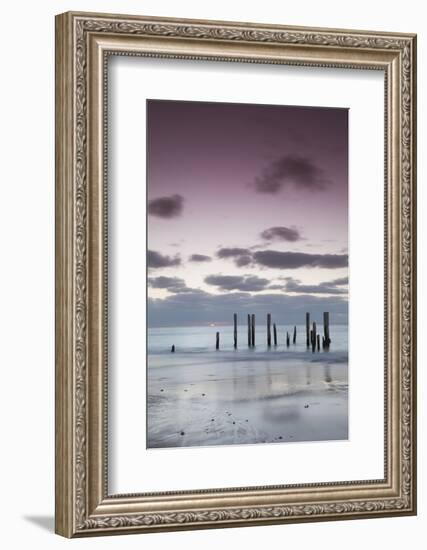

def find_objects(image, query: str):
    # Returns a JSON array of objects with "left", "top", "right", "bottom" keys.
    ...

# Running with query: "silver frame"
[{"left": 55, "top": 11, "right": 417, "bottom": 537}]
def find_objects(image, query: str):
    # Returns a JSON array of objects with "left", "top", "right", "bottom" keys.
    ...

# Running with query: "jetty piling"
[
  {"left": 312, "top": 322, "right": 317, "bottom": 353},
  {"left": 247, "top": 314, "right": 251, "bottom": 347},
  {"left": 200, "top": 311, "right": 330, "bottom": 354},
  {"left": 323, "top": 312, "right": 331, "bottom": 348},
  {"left": 171, "top": 345, "right": 175, "bottom": 353},
  {"left": 251, "top": 314, "right": 256, "bottom": 347}
]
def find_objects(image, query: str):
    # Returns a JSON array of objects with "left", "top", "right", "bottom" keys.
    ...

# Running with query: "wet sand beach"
[{"left": 147, "top": 350, "right": 348, "bottom": 449}]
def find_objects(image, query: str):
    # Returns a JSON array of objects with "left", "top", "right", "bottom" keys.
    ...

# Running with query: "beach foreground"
[{"left": 147, "top": 350, "right": 348, "bottom": 449}]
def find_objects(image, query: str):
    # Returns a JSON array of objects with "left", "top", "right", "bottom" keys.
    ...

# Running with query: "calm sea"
[{"left": 148, "top": 324, "right": 348, "bottom": 356}]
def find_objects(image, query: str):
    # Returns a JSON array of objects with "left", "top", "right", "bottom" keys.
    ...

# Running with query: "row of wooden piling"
[
  {"left": 306, "top": 312, "right": 331, "bottom": 351},
  {"left": 213, "top": 312, "right": 331, "bottom": 351}
]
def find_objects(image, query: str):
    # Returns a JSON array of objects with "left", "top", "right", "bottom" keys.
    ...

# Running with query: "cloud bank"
[
  {"left": 282, "top": 276, "right": 347, "bottom": 295},
  {"left": 148, "top": 290, "right": 348, "bottom": 327},
  {"left": 253, "top": 250, "right": 348, "bottom": 269},
  {"left": 216, "top": 247, "right": 348, "bottom": 269},
  {"left": 205, "top": 274, "right": 270, "bottom": 292}
]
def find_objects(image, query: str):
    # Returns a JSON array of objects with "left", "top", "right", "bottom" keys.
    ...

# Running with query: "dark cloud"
[
  {"left": 148, "top": 276, "right": 187, "bottom": 292},
  {"left": 253, "top": 250, "right": 348, "bottom": 269},
  {"left": 235, "top": 255, "right": 253, "bottom": 267},
  {"left": 255, "top": 155, "right": 330, "bottom": 194},
  {"left": 217, "top": 247, "right": 253, "bottom": 267},
  {"left": 148, "top": 291, "right": 348, "bottom": 327},
  {"left": 216, "top": 247, "right": 347, "bottom": 270},
  {"left": 148, "top": 194, "right": 184, "bottom": 218},
  {"left": 283, "top": 277, "right": 347, "bottom": 295},
  {"left": 261, "top": 226, "right": 301, "bottom": 242},
  {"left": 205, "top": 274, "right": 270, "bottom": 292},
  {"left": 217, "top": 247, "right": 251, "bottom": 258},
  {"left": 147, "top": 250, "right": 181, "bottom": 268},
  {"left": 189, "top": 254, "right": 212, "bottom": 262},
  {"left": 329, "top": 276, "right": 349, "bottom": 286}
]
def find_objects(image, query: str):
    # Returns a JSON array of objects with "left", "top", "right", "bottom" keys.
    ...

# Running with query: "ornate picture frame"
[{"left": 55, "top": 11, "right": 417, "bottom": 537}]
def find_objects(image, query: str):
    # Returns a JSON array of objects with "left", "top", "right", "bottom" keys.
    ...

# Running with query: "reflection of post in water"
[
  {"left": 305, "top": 364, "right": 311, "bottom": 386},
  {"left": 232, "top": 362, "right": 238, "bottom": 393},
  {"left": 245, "top": 363, "right": 256, "bottom": 395},
  {"left": 266, "top": 363, "right": 273, "bottom": 390},
  {"left": 324, "top": 364, "right": 332, "bottom": 383}
]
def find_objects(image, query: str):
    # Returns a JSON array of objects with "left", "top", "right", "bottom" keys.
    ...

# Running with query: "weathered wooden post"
[
  {"left": 273, "top": 323, "right": 277, "bottom": 346},
  {"left": 171, "top": 345, "right": 175, "bottom": 353},
  {"left": 247, "top": 314, "right": 251, "bottom": 347},
  {"left": 216, "top": 332, "right": 220, "bottom": 350},
  {"left": 317, "top": 334, "right": 320, "bottom": 351},
  {"left": 312, "top": 322, "right": 317, "bottom": 352},
  {"left": 293, "top": 325, "right": 297, "bottom": 344},
  {"left": 267, "top": 313, "right": 272, "bottom": 347},
  {"left": 286, "top": 331, "right": 290, "bottom": 347},
  {"left": 233, "top": 313, "right": 237, "bottom": 349},
  {"left": 322, "top": 336, "right": 326, "bottom": 349},
  {"left": 251, "top": 314, "right": 255, "bottom": 346},
  {"left": 306, "top": 312, "right": 310, "bottom": 347},
  {"left": 323, "top": 312, "right": 330, "bottom": 348}
]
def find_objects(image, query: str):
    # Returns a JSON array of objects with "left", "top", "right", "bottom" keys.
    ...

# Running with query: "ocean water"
[
  {"left": 147, "top": 324, "right": 348, "bottom": 449},
  {"left": 148, "top": 324, "right": 348, "bottom": 356}
]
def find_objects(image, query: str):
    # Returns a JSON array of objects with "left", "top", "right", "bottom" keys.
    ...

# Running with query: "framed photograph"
[{"left": 55, "top": 11, "right": 417, "bottom": 537}]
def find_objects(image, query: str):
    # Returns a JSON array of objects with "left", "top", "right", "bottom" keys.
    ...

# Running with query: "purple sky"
[{"left": 147, "top": 100, "right": 348, "bottom": 327}]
